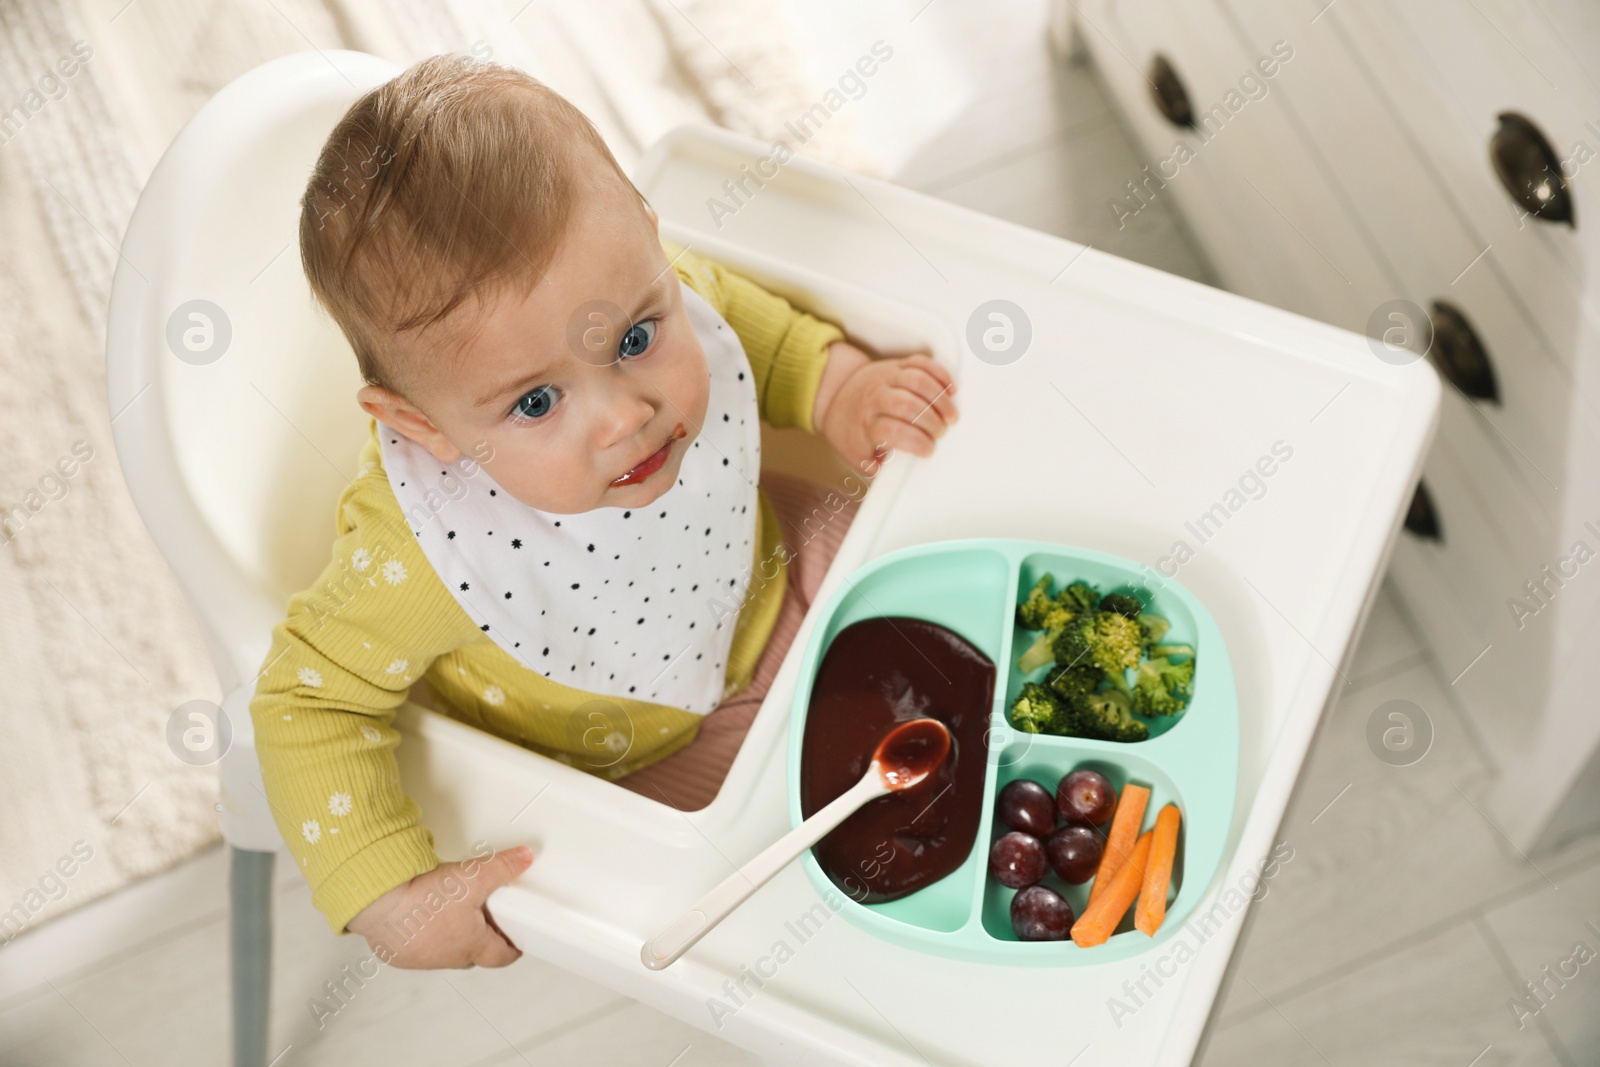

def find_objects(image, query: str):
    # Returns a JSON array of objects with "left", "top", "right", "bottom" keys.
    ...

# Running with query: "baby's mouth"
[{"left": 610, "top": 423, "right": 687, "bottom": 487}]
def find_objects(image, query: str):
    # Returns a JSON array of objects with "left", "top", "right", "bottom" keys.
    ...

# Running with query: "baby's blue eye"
[
  {"left": 619, "top": 319, "right": 657, "bottom": 359},
  {"left": 512, "top": 384, "right": 560, "bottom": 421}
]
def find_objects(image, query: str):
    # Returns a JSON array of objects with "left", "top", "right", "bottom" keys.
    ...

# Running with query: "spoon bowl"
[{"left": 874, "top": 716, "right": 952, "bottom": 790}]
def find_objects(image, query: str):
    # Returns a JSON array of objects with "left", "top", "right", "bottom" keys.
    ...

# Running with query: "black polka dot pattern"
[{"left": 374, "top": 285, "right": 759, "bottom": 713}]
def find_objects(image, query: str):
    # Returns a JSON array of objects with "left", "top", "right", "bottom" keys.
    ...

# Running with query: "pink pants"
[{"left": 616, "top": 470, "right": 861, "bottom": 811}]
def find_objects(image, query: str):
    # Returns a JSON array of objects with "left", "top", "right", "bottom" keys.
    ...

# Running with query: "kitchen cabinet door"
[
  {"left": 1341, "top": 0, "right": 1600, "bottom": 374},
  {"left": 1093, "top": 0, "right": 1392, "bottom": 326},
  {"left": 1075, "top": 0, "right": 1290, "bottom": 307}
]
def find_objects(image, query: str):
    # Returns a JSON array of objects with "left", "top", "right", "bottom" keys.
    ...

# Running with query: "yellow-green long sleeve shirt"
[{"left": 249, "top": 242, "right": 844, "bottom": 935}]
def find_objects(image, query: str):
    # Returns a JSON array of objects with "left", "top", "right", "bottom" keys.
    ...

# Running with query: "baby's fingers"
[
  {"left": 900, "top": 354, "right": 956, "bottom": 395},
  {"left": 877, "top": 384, "right": 953, "bottom": 441},
  {"left": 869, "top": 414, "right": 937, "bottom": 458},
  {"left": 895, "top": 366, "right": 959, "bottom": 429},
  {"left": 471, "top": 908, "right": 523, "bottom": 968},
  {"left": 901, "top": 352, "right": 952, "bottom": 383},
  {"left": 465, "top": 846, "right": 531, "bottom": 967}
]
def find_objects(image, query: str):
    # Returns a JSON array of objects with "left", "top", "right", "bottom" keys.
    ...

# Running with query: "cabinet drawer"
[
  {"left": 1440, "top": 267, "right": 1600, "bottom": 531},
  {"left": 1487, "top": 0, "right": 1600, "bottom": 125},
  {"left": 1338, "top": 0, "right": 1600, "bottom": 374},
  {"left": 1387, "top": 534, "right": 1516, "bottom": 760},
  {"left": 1099, "top": 0, "right": 1394, "bottom": 328},
  {"left": 1086, "top": 0, "right": 1298, "bottom": 309},
  {"left": 1433, "top": 386, "right": 1553, "bottom": 565},
  {"left": 1217, "top": 0, "right": 1473, "bottom": 299},
  {"left": 1393, "top": 443, "right": 1552, "bottom": 757},
  {"left": 1386, "top": 0, "right": 1600, "bottom": 300},
  {"left": 1400, "top": 408, "right": 1600, "bottom": 763},
  {"left": 1218, "top": 0, "right": 1600, "bottom": 536}
]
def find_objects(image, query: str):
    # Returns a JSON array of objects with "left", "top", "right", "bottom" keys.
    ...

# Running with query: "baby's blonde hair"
[{"left": 299, "top": 54, "right": 642, "bottom": 400}]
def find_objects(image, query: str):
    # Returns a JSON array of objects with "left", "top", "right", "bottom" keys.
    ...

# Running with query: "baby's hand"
[
  {"left": 814, "top": 343, "right": 959, "bottom": 475},
  {"left": 345, "top": 845, "right": 534, "bottom": 969}
]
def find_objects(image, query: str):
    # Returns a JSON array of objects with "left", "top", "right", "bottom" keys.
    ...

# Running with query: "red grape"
[
  {"left": 988, "top": 831, "right": 1047, "bottom": 889},
  {"left": 1058, "top": 768, "right": 1116, "bottom": 827},
  {"left": 1045, "top": 824, "right": 1104, "bottom": 883},
  {"left": 1011, "top": 884, "right": 1074, "bottom": 940},
  {"left": 997, "top": 779, "right": 1057, "bottom": 837}
]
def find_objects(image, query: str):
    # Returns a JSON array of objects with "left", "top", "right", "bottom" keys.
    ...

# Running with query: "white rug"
[{"left": 0, "top": 0, "right": 872, "bottom": 938}]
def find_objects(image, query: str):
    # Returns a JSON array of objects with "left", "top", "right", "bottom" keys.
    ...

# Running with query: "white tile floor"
[
  {"left": 4, "top": 3, "right": 1597, "bottom": 1065},
  {"left": 1198, "top": 583, "right": 1600, "bottom": 1067}
]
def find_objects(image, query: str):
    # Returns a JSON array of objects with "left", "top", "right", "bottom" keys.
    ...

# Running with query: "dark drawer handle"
[
  {"left": 1404, "top": 480, "right": 1442, "bottom": 541},
  {"left": 1428, "top": 300, "right": 1500, "bottom": 403},
  {"left": 1149, "top": 54, "right": 1195, "bottom": 129},
  {"left": 1490, "top": 112, "right": 1575, "bottom": 227}
]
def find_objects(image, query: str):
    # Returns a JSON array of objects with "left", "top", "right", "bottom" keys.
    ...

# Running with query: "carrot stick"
[
  {"left": 1087, "top": 782, "right": 1149, "bottom": 908},
  {"left": 1072, "top": 830, "right": 1153, "bottom": 947},
  {"left": 1135, "top": 804, "right": 1181, "bottom": 936}
]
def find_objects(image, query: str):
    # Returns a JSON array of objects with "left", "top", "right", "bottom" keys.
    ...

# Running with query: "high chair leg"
[{"left": 230, "top": 845, "right": 275, "bottom": 1067}]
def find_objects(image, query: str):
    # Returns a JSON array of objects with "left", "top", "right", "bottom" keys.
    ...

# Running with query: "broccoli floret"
[
  {"left": 1015, "top": 575, "right": 1091, "bottom": 673},
  {"left": 1016, "top": 632, "right": 1055, "bottom": 675},
  {"left": 1015, "top": 578, "right": 1197, "bottom": 731},
  {"left": 1016, "top": 632, "right": 1051, "bottom": 674},
  {"left": 1061, "top": 581, "right": 1100, "bottom": 614},
  {"left": 1050, "top": 617, "right": 1093, "bottom": 671},
  {"left": 1094, "top": 613, "right": 1145, "bottom": 671},
  {"left": 1047, "top": 663, "right": 1103, "bottom": 705},
  {"left": 1016, "top": 575, "right": 1058, "bottom": 630},
  {"left": 1099, "top": 592, "right": 1143, "bottom": 618},
  {"left": 1065, "top": 688, "right": 1150, "bottom": 743},
  {"left": 1053, "top": 610, "right": 1145, "bottom": 674},
  {"left": 1132, "top": 656, "right": 1195, "bottom": 717},
  {"left": 1140, "top": 614, "right": 1172, "bottom": 650},
  {"left": 1004, "top": 684, "right": 1068, "bottom": 735},
  {"left": 1011, "top": 675, "right": 1151, "bottom": 743},
  {"left": 1038, "top": 603, "right": 1077, "bottom": 636},
  {"left": 1010, "top": 682, "right": 1063, "bottom": 734}
]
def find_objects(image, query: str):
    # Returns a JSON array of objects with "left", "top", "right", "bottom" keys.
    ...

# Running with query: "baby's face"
[{"left": 364, "top": 176, "right": 709, "bottom": 515}]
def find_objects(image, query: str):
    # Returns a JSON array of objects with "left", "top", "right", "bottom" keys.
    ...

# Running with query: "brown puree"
[{"left": 799, "top": 616, "right": 995, "bottom": 904}]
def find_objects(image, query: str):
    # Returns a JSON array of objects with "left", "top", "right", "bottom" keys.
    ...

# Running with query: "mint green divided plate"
[{"left": 785, "top": 538, "right": 1239, "bottom": 966}]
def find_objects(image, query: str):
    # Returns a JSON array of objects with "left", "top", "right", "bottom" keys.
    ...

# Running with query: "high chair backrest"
[{"left": 107, "top": 51, "right": 401, "bottom": 692}]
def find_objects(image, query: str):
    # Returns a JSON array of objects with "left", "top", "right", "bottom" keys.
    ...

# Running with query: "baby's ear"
[
  {"left": 355, "top": 383, "right": 405, "bottom": 427},
  {"left": 356, "top": 385, "right": 464, "bottom": 464}
]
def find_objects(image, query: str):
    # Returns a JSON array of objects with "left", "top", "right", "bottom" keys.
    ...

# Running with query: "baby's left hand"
[{"left": 813, "top": 342, "right": 959, "bottom": 475}]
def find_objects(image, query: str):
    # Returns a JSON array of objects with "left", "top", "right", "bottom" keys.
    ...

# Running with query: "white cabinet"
[
  {"left": 1086, "top": 0, "right": 1291, "bottom": 306},
  {"left": 1089, "top": 0, "right": 1395, "bottom": 325},
  {"left": 1070, "top": 0, "right": 1600, "bottom": 850}
]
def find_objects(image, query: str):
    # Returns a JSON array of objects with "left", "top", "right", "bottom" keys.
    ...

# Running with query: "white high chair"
[
  {"left": 101, "top": 47, "right": 908, "bottom": 1067},
  {"left": 109, "top": 49, "right": 1440, "bottom": 1067},
  {"left": 106, "top": 50, "right": 405, "bottom": 1067}
]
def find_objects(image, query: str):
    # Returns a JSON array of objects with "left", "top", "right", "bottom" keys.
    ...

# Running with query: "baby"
[{"left": 249, "top": 54, "right": 957, "bottom": 970}]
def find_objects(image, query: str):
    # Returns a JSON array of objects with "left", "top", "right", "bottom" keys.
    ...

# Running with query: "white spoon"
[{"left": 640, "top": 717, "right": 953, "bottom": 971}]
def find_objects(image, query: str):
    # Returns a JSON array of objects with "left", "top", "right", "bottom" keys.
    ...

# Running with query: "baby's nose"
[{"left": 598, "top": 390, "right": 657, "bottom": 445}]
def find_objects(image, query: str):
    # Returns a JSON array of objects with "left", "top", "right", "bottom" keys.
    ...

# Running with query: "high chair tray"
[
  {"left": 787, "top": 538, "right": 1238, "bottom": 966},
  {"left": 477, "top": 123, "right": 1440, "bottom": 1066}
]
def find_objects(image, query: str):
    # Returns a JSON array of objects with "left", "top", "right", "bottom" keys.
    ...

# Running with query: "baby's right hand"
[{"left": 346, "top": 845, "right": 534, "bottom": 969}]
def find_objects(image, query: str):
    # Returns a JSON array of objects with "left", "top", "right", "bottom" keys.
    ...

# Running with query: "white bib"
[{"left": 377, "top": 285, "right": 761, "bottom": 713}]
